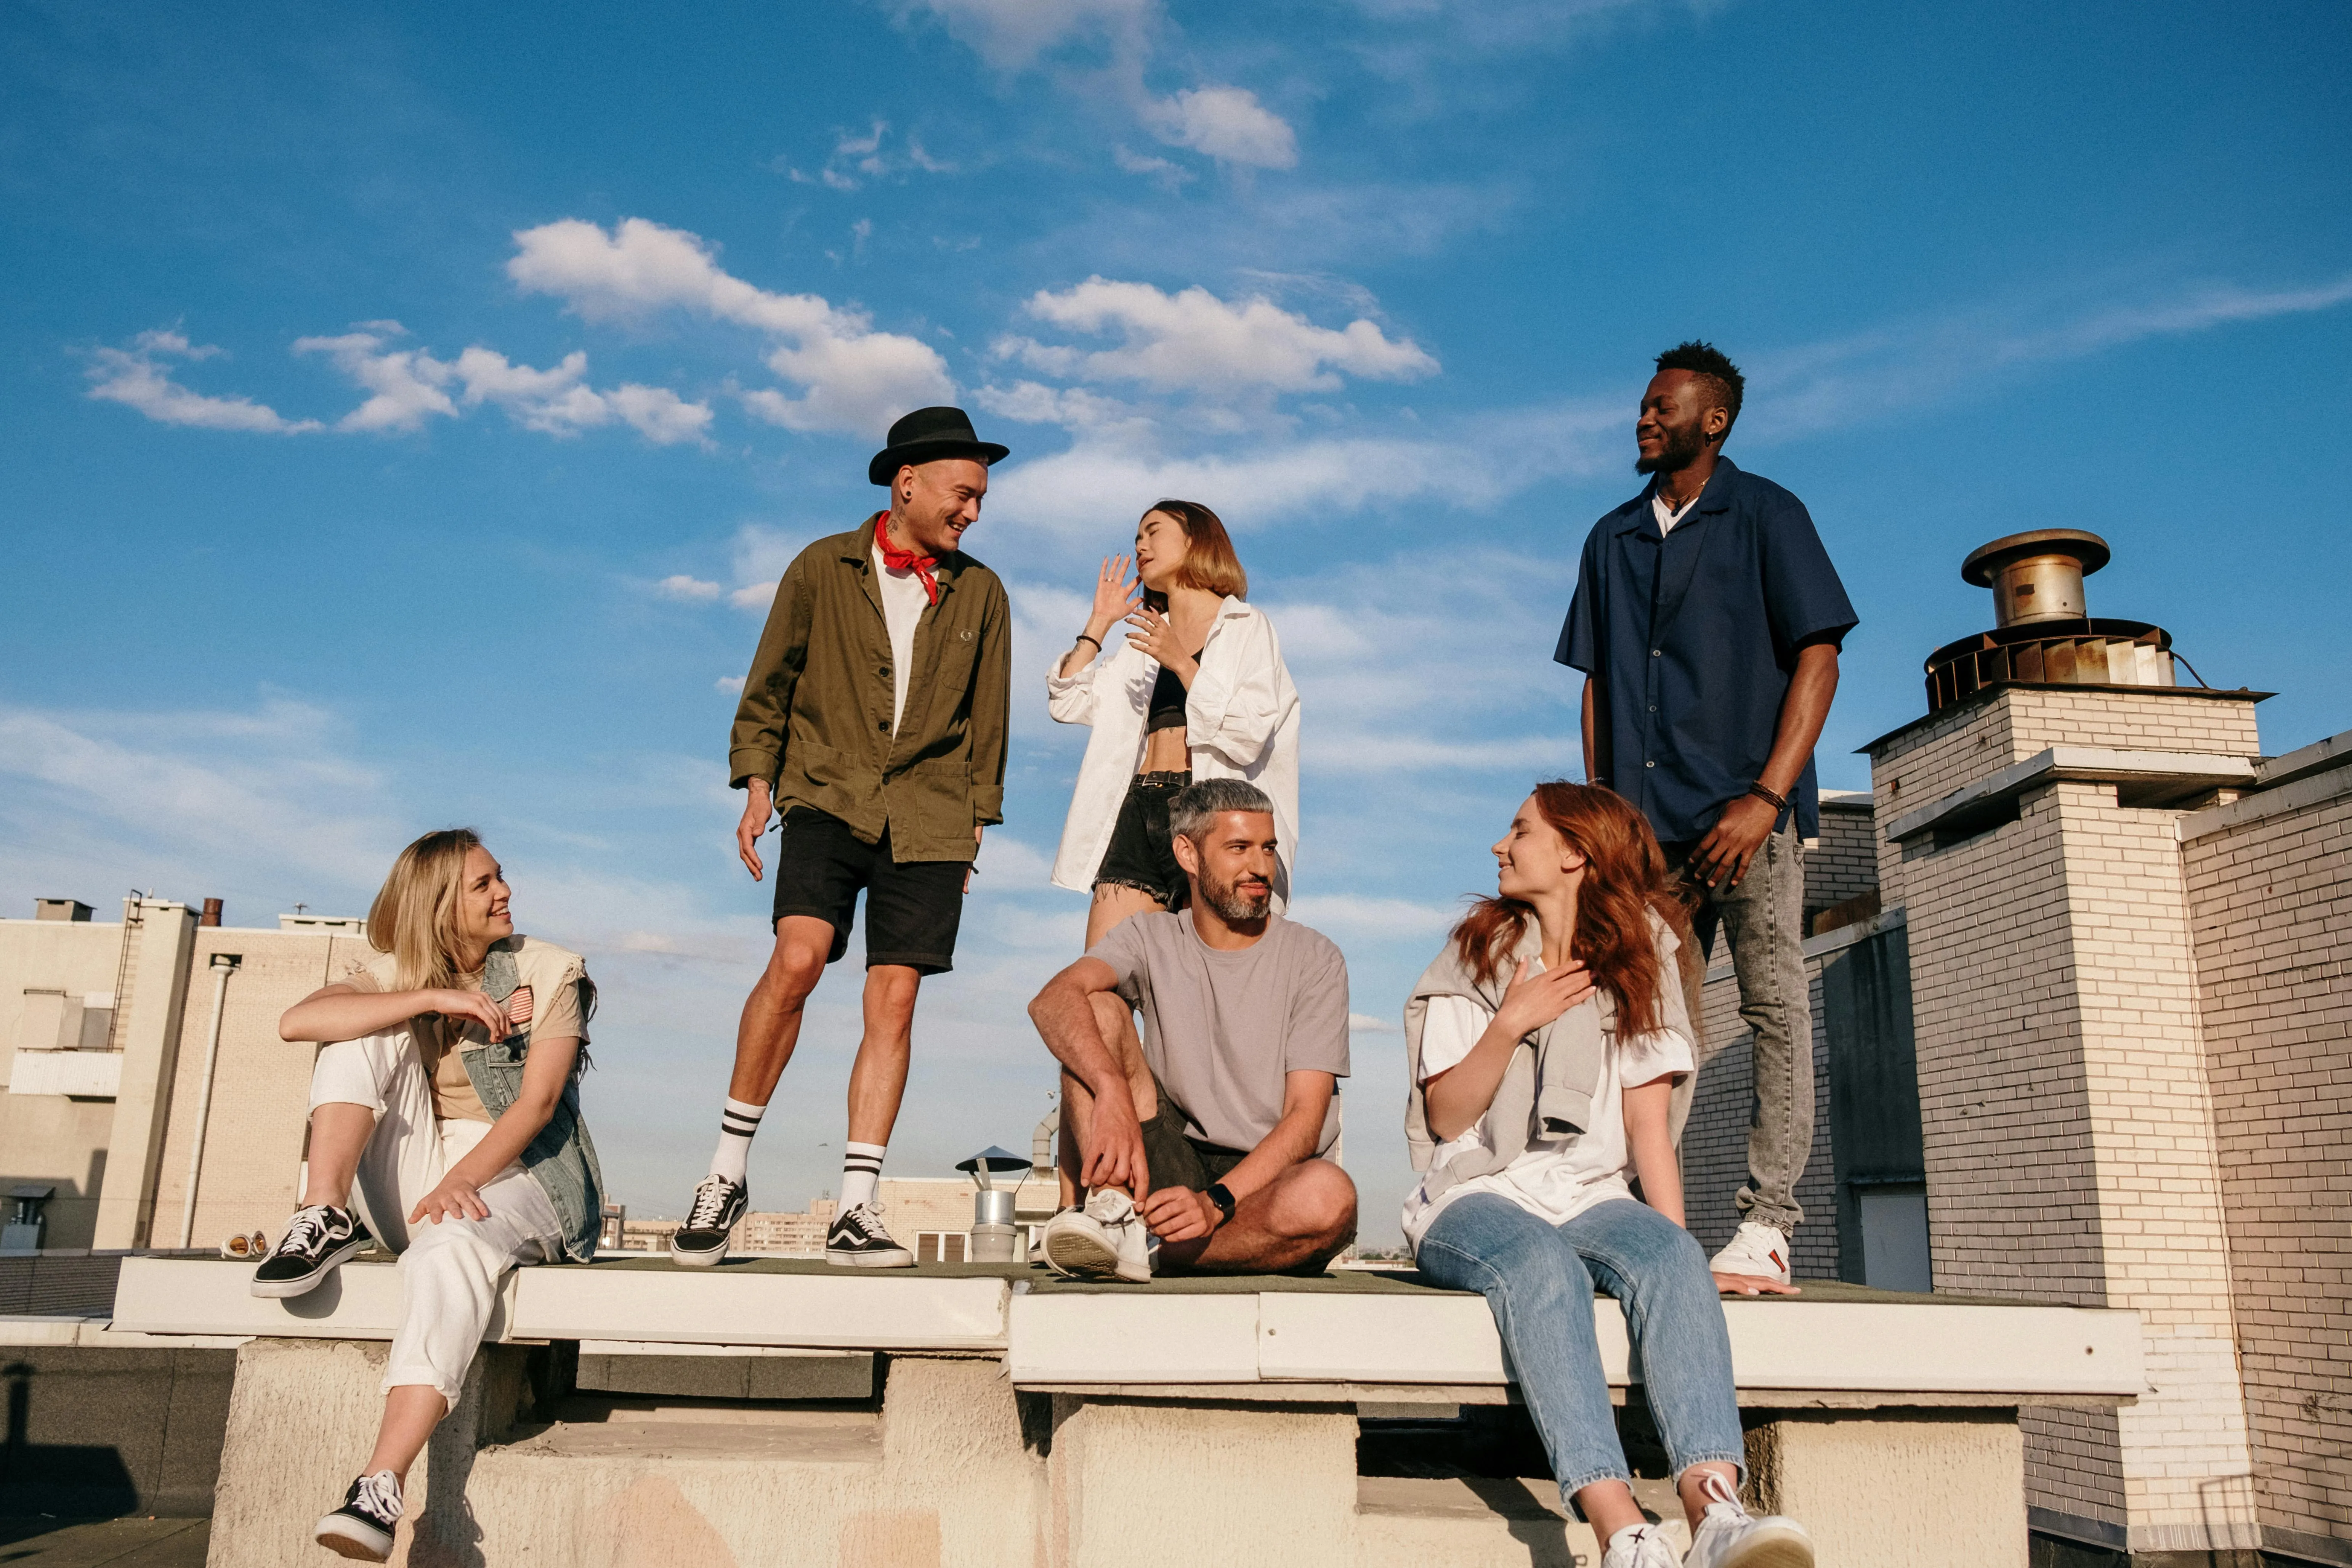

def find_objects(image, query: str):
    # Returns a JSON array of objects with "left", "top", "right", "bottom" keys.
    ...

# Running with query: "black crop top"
[{"left": 1146, "top": 661, "right": 1190, "bottom": 733}]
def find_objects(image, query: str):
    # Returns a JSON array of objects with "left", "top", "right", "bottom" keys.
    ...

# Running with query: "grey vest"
[
  {"left": 1401, "top": 910, "right": 1694, "bottom": 1214},
  {"left": 457, "top": 940, "right": 605, "bottom": 1262}
]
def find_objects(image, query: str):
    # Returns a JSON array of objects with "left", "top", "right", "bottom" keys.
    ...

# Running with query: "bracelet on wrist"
[
  {"left": 1746, "top": 781, "right": 1790, "bottom": 813},
  {"left": 1073, "top": 632, "right": 1101, "bottom": 651}
]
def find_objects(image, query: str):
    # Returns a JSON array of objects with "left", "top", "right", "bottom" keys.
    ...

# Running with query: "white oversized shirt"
[
  {"left": 1044, "top": 598, "right": 1301, "bottom": 909},
  {"left": 1400, "top": 959, "right": 1693, "bottom": 1247}
]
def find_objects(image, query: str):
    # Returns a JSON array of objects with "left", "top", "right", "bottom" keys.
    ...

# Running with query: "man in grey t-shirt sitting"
[{"left": 1029, "top": 778, "right": 1358, "bottom": 1280}]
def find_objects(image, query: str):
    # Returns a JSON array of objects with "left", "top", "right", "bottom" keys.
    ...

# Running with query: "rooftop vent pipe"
[{"left": 1923, "top": 529, "right": 2195, "bottom": 713}]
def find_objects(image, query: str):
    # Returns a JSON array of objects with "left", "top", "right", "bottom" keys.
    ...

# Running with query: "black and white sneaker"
[
  {"left": 669, "top": 1174, "right": 749, "bottom": 1267},
  {"left": 314, "top": 1469, "right": 402, "bottom": 1561},
  {"left": 825, "top": 1202, "right": 913, "bottom": 1267},
  {"left": 250, "top": 1204, "right": 372, "bottom": 1299}
]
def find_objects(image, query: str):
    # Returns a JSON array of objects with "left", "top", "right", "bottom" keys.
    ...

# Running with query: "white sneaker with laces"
[
  {"left": 1041, "top": 1189, "right": 1153, "bottom": 1283},
  {"left": 1601, "top": 1523, "right": 1681, "bottom": 1568},
  {"left": 1708, "top": 1221, "right": 1792, "bottom": 1286},
  {"left": 1682, "top": 1471, "right": 1813, "bottom": 1568}
]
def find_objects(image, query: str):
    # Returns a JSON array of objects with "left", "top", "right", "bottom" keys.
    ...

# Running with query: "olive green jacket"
[{"left": 728, "top": 516, "right": 1011, "bottom": 863}]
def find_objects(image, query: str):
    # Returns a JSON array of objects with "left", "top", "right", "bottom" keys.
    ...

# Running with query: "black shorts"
[
  {"left": 1137, "top": 1072, "right": 1248, "bottom": 1192},
  {"left": 771, "top": 806, "right": 966, "bottom": 974},
  {"left": 1093, "top": 770, "right": 1191, "bottom": 910}
]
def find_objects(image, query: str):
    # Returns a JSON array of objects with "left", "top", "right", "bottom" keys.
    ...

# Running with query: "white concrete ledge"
[
  {"left": 1008, "top": 1291, "right": 2145, "bottom": 1402},
  {"left": 511, "top": 1265, "right": 1010, "bottom": 1350},
  {"left": 2178, "top": 744, "right": 2352, "bottom": 842},
  {"left": 1885, "top": 746, "right": 2254, "bottom": 842},
  {"left": 113, "top": 1259, "right": 2145, "bottom": 1406}
]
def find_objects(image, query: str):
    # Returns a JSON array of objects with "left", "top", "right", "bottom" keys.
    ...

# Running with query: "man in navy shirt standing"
[{"left": 1558, "top": 341, "right": 1856, "bottom": 1288}]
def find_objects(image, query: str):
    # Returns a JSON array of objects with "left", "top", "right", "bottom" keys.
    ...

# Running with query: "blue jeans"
[{"left": 1416, "top": 1194, "right": 1745, "bottom": 1502}]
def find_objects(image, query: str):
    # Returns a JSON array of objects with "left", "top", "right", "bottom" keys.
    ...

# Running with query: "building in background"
[
  {"left": 1675, "top": 528, "right": 2349, "bottom": 1566},
  {"left": 1, "top": 899, "right": 369, "bottom": 1254}
]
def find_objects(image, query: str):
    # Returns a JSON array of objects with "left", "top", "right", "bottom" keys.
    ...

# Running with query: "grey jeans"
[{"left": 1662, "top": 825, "right": 1810, "bottom": 1234}]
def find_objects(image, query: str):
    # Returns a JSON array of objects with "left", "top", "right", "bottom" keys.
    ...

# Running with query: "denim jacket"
[{"left": 457, "top": 936, "right": 605, "bottom": 1262}]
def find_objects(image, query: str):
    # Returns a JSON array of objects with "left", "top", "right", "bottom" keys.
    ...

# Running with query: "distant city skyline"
[{"left": 5, "top": 0, "right": 2348, "bottom": 1241}]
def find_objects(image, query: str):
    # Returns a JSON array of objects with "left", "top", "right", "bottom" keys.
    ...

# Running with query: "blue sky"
[{"left": 5, "top": 0, "right": 2349, "bottom": 1244}]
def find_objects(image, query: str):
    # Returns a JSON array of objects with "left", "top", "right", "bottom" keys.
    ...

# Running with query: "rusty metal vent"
[{"left": 1924, "top": 529, "right": 2203, "bottom": 713}]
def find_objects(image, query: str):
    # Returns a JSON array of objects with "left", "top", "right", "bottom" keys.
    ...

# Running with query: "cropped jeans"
[
  {"left": 1416, "top": 1195, "right": 1744, "bottom": 1504},
  {"left": 1664, "top": 823, "right": 1812, "bottom": 1233}
]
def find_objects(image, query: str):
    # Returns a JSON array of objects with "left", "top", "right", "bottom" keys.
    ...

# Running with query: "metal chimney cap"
[
  {"left": 955, "top": 1146, "right": 1033, "bottom": 1175},
  {"left": 1961, "top": 528, "right": 2110, "bottom": 588}
]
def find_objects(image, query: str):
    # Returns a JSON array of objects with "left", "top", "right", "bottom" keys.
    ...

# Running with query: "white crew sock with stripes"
[
  {"left": 839, "top": 1142, "right": 887, "bottom": 1212},
  {"left": 710, "top": 1099, "right": 765, "bottom": 1185}
]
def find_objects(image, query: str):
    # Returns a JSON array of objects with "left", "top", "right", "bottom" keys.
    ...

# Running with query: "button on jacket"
[
  {"left": 1555, "top": 458, "right": 1856, "bottom": 843},
  {"left": 729, "top": 515, "right": 1011, "bottom": 863}
]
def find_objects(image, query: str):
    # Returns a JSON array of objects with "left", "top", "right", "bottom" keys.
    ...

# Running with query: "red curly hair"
[{"left": 1451, "top": 782, "right": 1696, "bottom": 1040}]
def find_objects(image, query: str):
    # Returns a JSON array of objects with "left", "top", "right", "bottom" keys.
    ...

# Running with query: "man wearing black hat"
[{"left": 671, "top": 407, "right": 1014, "bottom": 1268}]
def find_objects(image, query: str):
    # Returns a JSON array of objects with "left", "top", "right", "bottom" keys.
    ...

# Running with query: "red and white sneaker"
[{"left": 1708, "top": 1222, "right": 1791, "bottom": 1286}]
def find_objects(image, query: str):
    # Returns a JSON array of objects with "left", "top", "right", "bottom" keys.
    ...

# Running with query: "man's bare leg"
[
  {"left": 1060, "top": 885, "right": 1164, "bottom": 1205},
  {"left": 1156, "top": 1158, "right": 1357, "bottom": 1275},
  {"left": 1058, "top": 990, "right": 1158, "bottom": 1199},
  {"left": 727, "top": 916, "right": 837, "bottom": 1105},
  {"left": 846, "top": 963, "right": 921, "bottom": 1145}
]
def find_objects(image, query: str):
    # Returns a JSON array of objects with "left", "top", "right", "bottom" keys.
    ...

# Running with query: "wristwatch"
[{"left": 1205, "top": 1183, "right": 1237, "bottom": 1225}]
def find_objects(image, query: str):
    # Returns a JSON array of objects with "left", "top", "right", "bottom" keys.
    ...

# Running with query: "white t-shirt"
[
  {"left": 1652, "top": 490, "right": 1701, "bottom": 535},
  {"left": 1400, "top": 962, "right": 1693, "bottom": 1247},
  {"left": 872, "top": 543, "right": 930, "bottom": 733}
]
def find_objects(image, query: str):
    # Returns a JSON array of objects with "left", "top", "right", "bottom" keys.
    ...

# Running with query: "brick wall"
[
  {"left": 1805, "top": 798, "right": 1879, "bottom": 915},
  {"left": 2182, "top": 779, "right": 2352, "bottom": 1552},
  {"left": 1866, "top": 688, "right": 2262, "bottom": 910}
]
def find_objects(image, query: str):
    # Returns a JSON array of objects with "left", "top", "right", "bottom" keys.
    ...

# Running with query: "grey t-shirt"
[{"left": 1087, "top": 911, "right": 1351, "bottom": 1155}]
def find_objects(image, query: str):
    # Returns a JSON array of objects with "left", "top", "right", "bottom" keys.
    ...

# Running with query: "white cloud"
[
  {"left": 1142, "top": 85, "right": 1297, "bottom": 168},
  {"left": 293, "top": 326, "right": 461, "bottom": 433},
  {"left": 1747, "top": 270, "right": 2352, "bottom": 443},
  {"left": 82, "top": 330, "right": 323, "bottom": 434},
  {"left": 777, "top": 119, "right": 957, "bottom": 189},
  {"left": 998, "top": 277, "right": 1437, "bottom": 396},
  {"left": 1112, "top": 144, "right": 1192, "bottom": 187},
  {"left": 886, "top": 0, "right": 1156, "bottom": 71},
  {"left": 886, "top": 0, "right": 1297, "bottom": 177},
  {"left": 715, "top": 675, "right": 746, "bottom": 694},
  {"left": 508, "top": 217, "right": 952, "bottom": 436},
  {"left": 730, "top": 580, "right": 780, "bottom": 612},
  {"left": 1348, "top": 1011, "right": 1400, "bottom": 1033},
  {"left": 655, "top": 575, "right": 724, "bottom": 602}
]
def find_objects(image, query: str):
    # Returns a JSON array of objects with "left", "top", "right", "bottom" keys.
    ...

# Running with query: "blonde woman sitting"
[{"left": 249, "top": 828, "right": 603, "bottom": 1562}]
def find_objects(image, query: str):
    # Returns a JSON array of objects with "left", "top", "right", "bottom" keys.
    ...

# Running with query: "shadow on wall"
[
  {"left": 0, "top": 1350, "right": 236, "bottom": 1518},
  {"left": 0, "top": 1149, "right": 108, "bottom": 1252}
]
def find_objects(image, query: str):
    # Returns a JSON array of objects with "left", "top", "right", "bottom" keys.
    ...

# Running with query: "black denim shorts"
[
  {"left": 771, "top": 806, "right": 965, "bottom": 974},
  {"left": 1092, "top": 770, "right": 1191, "bottom": 910},
  {"left": 1137, "top": 1072, "right": 1246, "bottom": 1193}
]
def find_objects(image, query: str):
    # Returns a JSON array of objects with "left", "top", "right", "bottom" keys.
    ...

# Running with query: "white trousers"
[{"left": 310, "top": 1031, "right": 562, "bottom": 1405}]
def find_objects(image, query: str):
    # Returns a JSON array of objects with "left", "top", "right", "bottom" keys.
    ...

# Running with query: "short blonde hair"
[
  {"left": 1146, "top": 500, "right": 1246, "bottom": 600},
  {"left": 366, "top": 829, "right": 485, "bottom": 994}
]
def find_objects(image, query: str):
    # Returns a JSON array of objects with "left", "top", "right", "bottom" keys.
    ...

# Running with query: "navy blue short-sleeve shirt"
[{"left": 1557, "top": 458, "right": 1856, "bottom": 843}]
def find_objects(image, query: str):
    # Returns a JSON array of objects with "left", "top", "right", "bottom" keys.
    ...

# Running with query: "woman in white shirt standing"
[
  {"left": 1045, "top": 499, "right": 1299, "bottom": 1200},
  {"left": 1402, "top": 783, "right": 1812, "bottom": 1568}
]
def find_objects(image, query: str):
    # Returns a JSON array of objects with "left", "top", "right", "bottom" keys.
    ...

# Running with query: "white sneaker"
[
  {"left": 1602, "top": 1523, "right": 1681, "bottom": 1568},
  {"left": 1041, "top": 1189, "right": 1152, "bottom": 1283},
  {"left": 1683, "top": 1473, "right": 1813, "bottom": 1568},
  {"left": 1708, "top": 1221, "right": 1792, "bottom": 1286}
]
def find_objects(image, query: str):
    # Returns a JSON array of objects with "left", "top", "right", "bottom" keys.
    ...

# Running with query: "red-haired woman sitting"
[{"left": 1403, "top": 783, "right": 1813, "bottom": 1568}]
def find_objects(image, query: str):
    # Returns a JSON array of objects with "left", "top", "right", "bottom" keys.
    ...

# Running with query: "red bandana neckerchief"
[{"left": 871, "top": 511, "right": 941, "bottom": 605}]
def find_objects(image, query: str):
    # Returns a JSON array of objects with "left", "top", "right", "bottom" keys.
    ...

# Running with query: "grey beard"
[{"left": 1201, "top": 873, "right": 1272, "bottom": 923}]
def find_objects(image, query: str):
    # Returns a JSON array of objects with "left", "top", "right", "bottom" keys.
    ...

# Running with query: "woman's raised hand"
[
  {"left": 1087, "top": 554, "right": 1139, "bottom": 637},
  {"left": 1494, "top": 957, "right": 1598, "bottom": 1039}
]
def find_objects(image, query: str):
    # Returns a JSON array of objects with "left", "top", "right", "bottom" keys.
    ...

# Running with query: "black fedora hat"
[{"left": 867, "top": 406, "right": 1011, "bottom": 486}]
